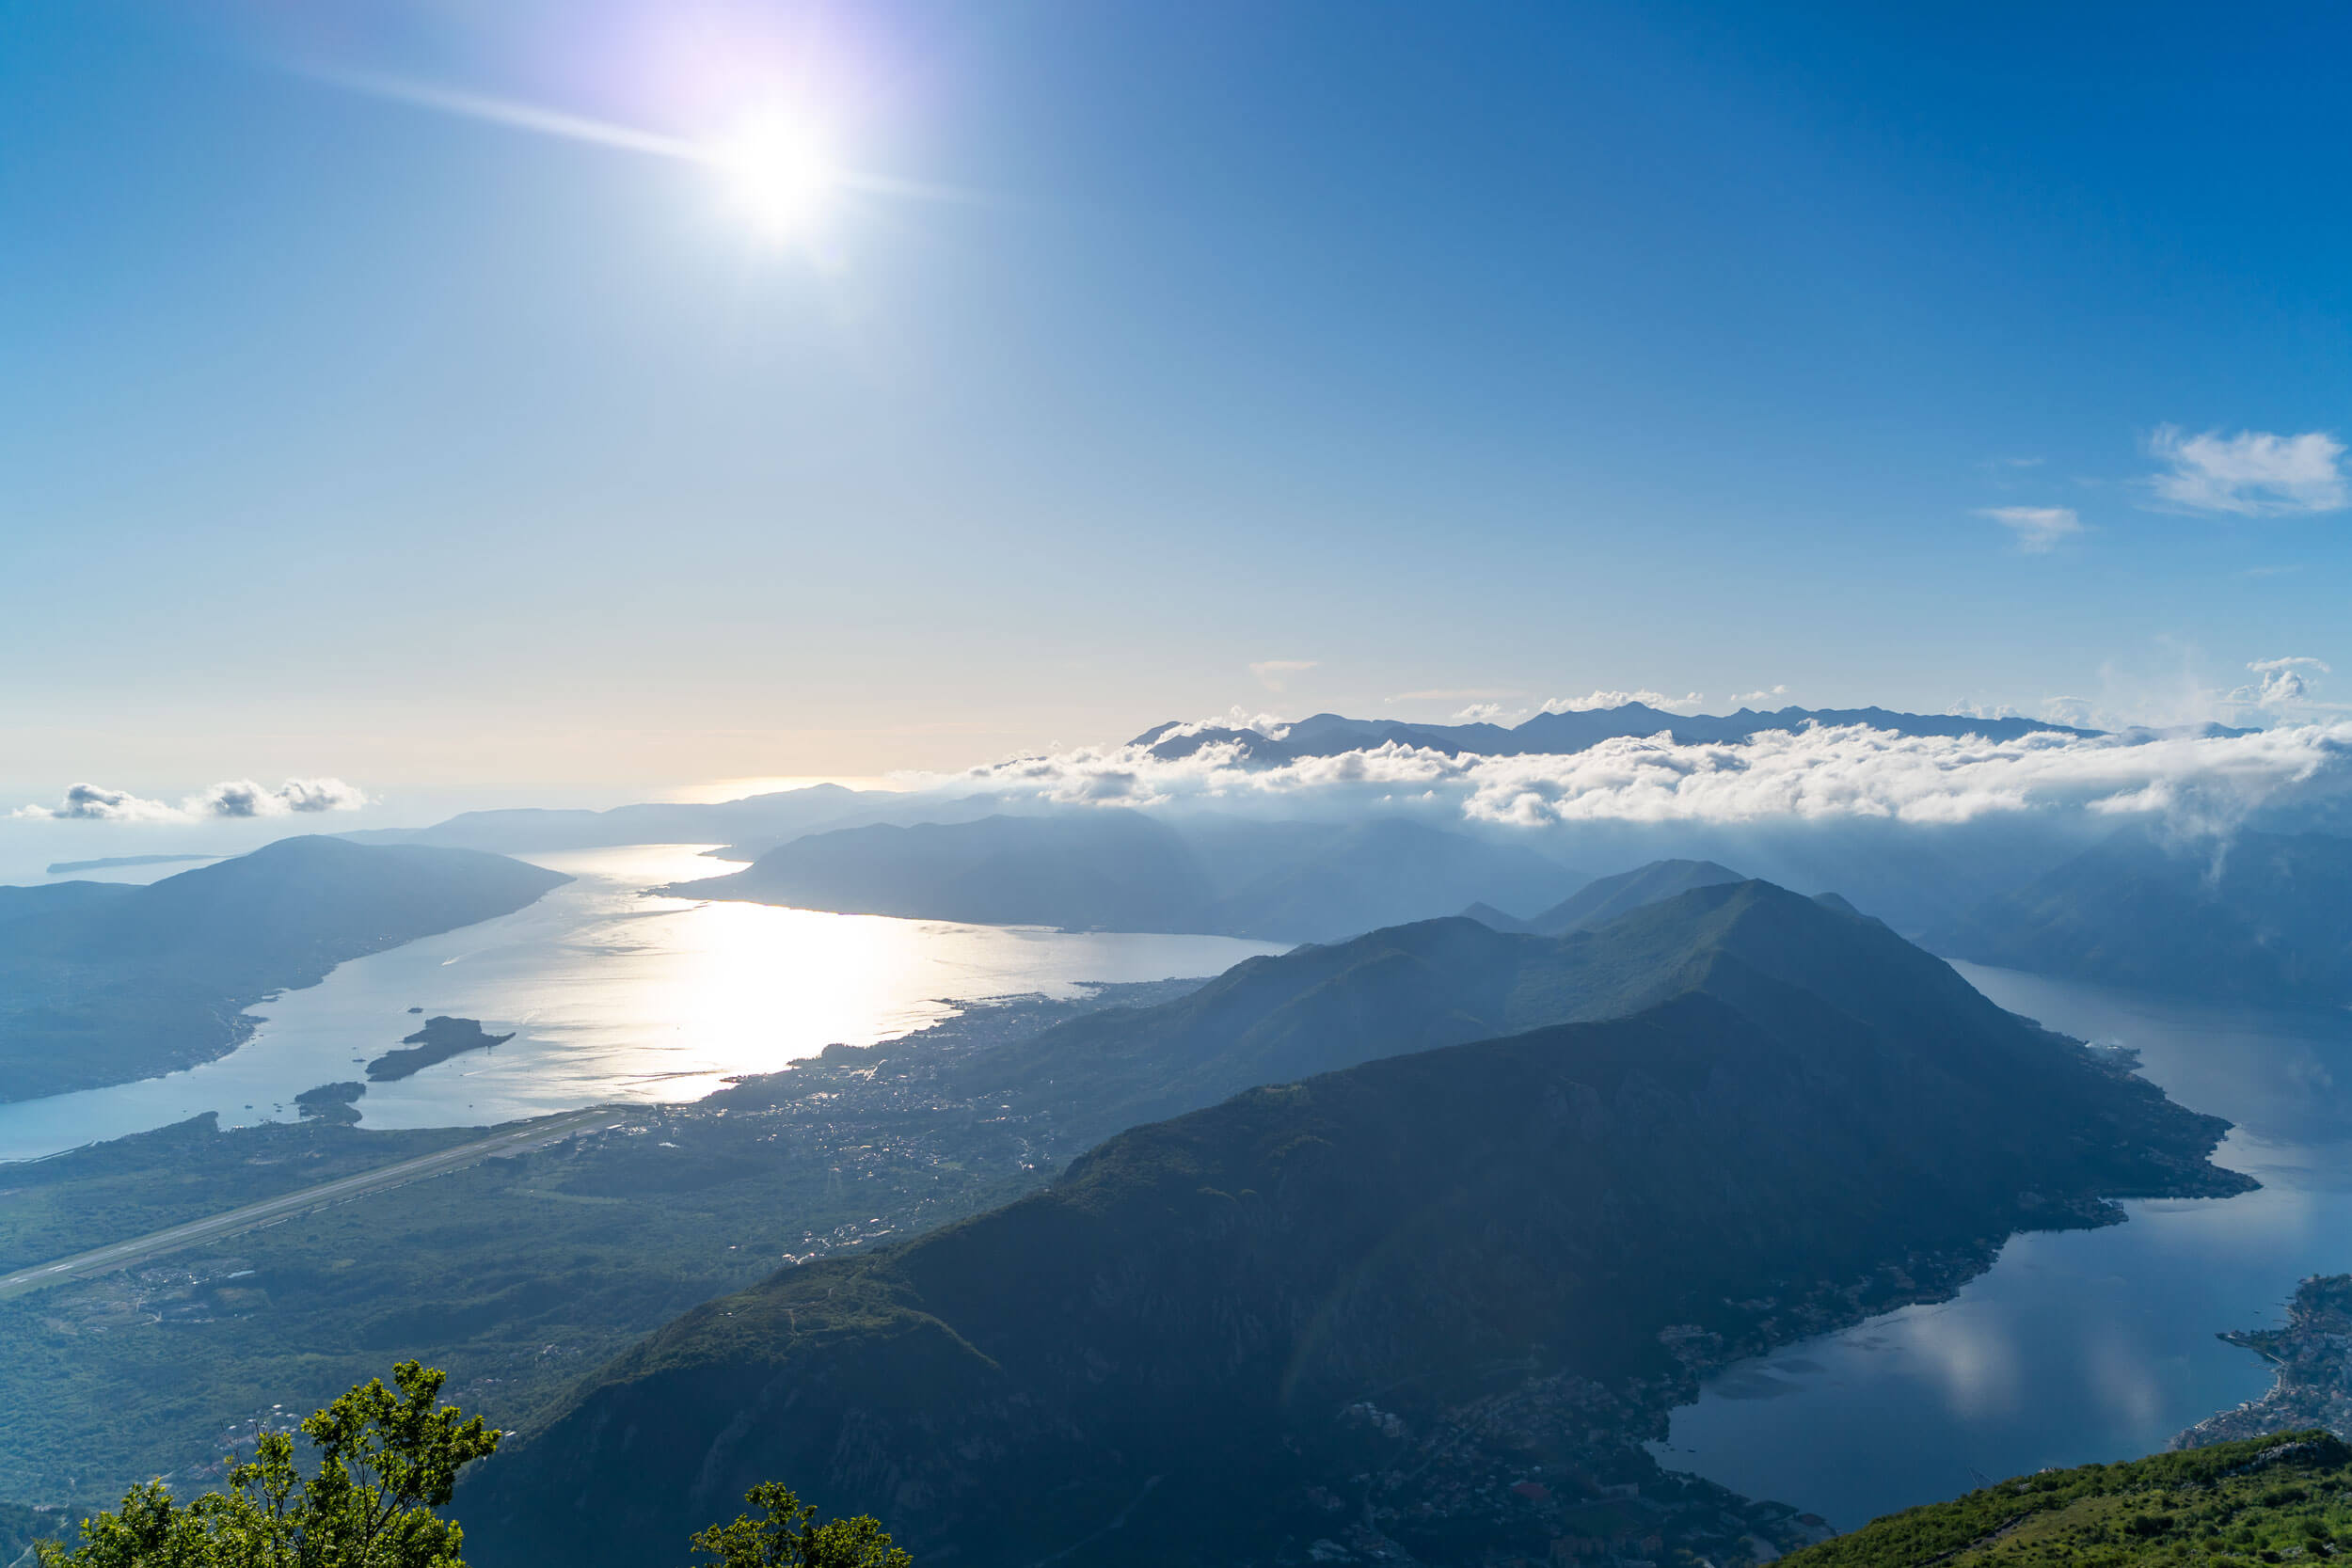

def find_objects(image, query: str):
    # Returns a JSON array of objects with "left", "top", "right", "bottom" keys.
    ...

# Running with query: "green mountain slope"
[
  {"left": 466, "top": 887, "right": 2248, "bottom": 1568},
  {"left": 1788, "top": 1432, "right": 2352, "bottom": 1568},
  {"left": 1931, "top": 829, "right": 2352, "bottom": 1005},
  {"left": 0, "top": 837, "right": 570, "bottom": 1101}
]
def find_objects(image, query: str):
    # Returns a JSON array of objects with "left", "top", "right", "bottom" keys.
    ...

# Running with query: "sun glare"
[{"left": 712, "top": 113, "right": 837, "bottom": 242}]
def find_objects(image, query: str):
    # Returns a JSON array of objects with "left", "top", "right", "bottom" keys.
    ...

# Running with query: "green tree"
[
  {"left": 687, "top": 1482, "right": 911, "bottom": 1568},
  {"left": 39, "top": 1362, "right": 499, "bottom": 1568}
]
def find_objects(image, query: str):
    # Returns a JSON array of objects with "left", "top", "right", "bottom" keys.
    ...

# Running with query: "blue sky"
[{"left": 4, "top": 1, "right": 2348, "bottom": 796}]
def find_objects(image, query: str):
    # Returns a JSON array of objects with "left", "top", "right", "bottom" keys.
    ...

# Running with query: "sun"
[{"left": 712, "top": 112, "right": 837, "bottom": 242}]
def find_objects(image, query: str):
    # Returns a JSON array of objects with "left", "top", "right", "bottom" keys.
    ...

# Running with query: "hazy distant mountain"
[
  {"left": 1134, "top": 702, "right": 2105, "bottom": 765},
  {"left": 0, "top": 837, "right": 569, "bottom": 1101},
  {"left": 665, "top": 812, "right": 1215, "bottom": 931},
  {"left": 469, "top": 882, "right": 2245, "bottom": 1568},
  {"left": 1931, "top": 829, "right": 2352, "bottom": 1005},
  {"left": 667, "top": 813, "right": 1587, "bottom": 943},
  {"left": 1196, "top": 817, "right": 1587, "bottom": 941},
  {"left": 1513, "top": 856, "right": 1746, "bottom": 934},
  {"left": 341, "top": 784, "right": 888, "bottom": 854},
  {"left": 43, "top": 853, "right": 218, "bottom": 875}
]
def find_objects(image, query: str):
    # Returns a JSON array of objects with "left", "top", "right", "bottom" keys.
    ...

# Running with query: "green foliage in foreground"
[
  {"left": 32, "top": 1368, "right": 909, "bottom": 1568},
  {"left": 36, "top": 1363, "right": 498, "bottom": 1568},
  {"left": 689, "top": 1483, "right": 912, "bottom": 1568},
  {"left": 1787, "top": 1431, "right": 2352, "bottom": 1568}
]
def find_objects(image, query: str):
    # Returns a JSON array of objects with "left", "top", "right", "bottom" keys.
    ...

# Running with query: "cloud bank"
[
  {"left": 2231, "top": 657, "right": 2332, "bottom": 711},
  {"left": 17, "top": 777, "right": 370, "bottom": 822},
  {"left": 921, "top": 721, "right": 2352, "bottom": 840},
  {"left": 2148, "top": 427, "right": 2348, "bottom": 516}
]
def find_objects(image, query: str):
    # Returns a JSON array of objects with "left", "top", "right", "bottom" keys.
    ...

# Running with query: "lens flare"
[{"left": 713, "top": 113, "right": 836, "bottom": 242}]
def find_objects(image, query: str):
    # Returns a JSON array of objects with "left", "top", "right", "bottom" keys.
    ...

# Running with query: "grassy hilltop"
[{"left": 1790, "top": 1433, "right": 2352, "bottom": 1568}]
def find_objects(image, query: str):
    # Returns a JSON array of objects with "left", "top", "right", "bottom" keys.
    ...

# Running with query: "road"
[{"left": 0, "top": 1106, "right": 623, "bottom": 1298}]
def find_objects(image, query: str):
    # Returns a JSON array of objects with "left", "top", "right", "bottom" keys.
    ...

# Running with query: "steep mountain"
[
  {"left": 1518, "top": 857, "right": 1747, "bottom": 934},
  {"left": 0, "top": 837, "right": 570, "bottom": 1101},
  {"left": 1930, "top": 829, "right": 2352, "bottom": 1005},
  {"left": 340, "top": 783, "right": 882, "bottom": 854},
  {"left": 1786, "top": 1432, "right": 2352, "bottom": 1568},
  {"left": 1135, "top": 702, "right": 2103, "bottom": 765},
  {"left": 467, "top": 885, "right": 2247, "bottom": 1568},
  {"left": 667, "top": 813, "right": 1584, "bottom": 943},
  {"left": 950, "top": 878, "right": 2083, "bottom": 1148}
]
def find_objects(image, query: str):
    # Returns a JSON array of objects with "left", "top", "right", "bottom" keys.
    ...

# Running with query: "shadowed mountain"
[
  {"left": 665, "top": 813, "right": 1585, "bottom": 943},
  {"left": 1930, "top": 829, "right": 2352, "bottom": 1005},
  {"left": 467, "top": 883, "right": 2247, "bottom": 1568},
  {"left": 945, "top": 878, "right": 2209, "bottom": 1147},
  {"left": 0, "top": 837, "right": 569, "bottom": 1101},
  {"left": 1135, "top": 702, "right": 2104, "bottom": 765}
]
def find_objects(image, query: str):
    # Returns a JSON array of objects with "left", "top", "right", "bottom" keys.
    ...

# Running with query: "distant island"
[
  {"left": 365, "top": 1017, "right": 514, "bottom": 1082},
  {"left": 293, "top": 1081, "right": 367, "bottom": 1124},
  {"left": 43, "top": 853, "right": 219, "bottom": 875}
]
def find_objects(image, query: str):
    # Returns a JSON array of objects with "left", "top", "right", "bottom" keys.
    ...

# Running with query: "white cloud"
[
  {"left": 1248, "top": 659, "right": 1317, "bottom": 693},
  {"left": 2041, "top": 696, "right": 2098, "bottom": 729},
  {"left": 1542, "top": 689, "right": 1705, "bottom": 715},
  {"left": 15, "top": 777, "right": 369, "bottom": 822},
  {"left": 1979, "top": 506, "right": 2083, "bottom": 553},
  {"left": 1452, "top": 703, "right": 1510, "bottom": 723},
  {"left": 1729, "top": 686, "right": 1789, "bottom": 707},
  {"left": 919, "top": 719, "right": 2352, "bottom": 841},
  {"left": 2230, "top": 656, "right": 2332, "bottom": 711},
  {"left": 2147, "top": 427, "right": 2348, "bottom": 516}
]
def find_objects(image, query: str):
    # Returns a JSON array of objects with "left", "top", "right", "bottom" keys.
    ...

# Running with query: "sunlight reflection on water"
[{"left": 0, "top": 844, "right": 1287, "bottom": 1162}]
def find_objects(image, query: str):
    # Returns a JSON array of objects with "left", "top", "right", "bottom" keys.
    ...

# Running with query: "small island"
[
  {"left": 293, "top": 1081, "right": 367, "bottom": 1124},
  {"left": 365, "top": 1017, "right": 515, "bottom": 1083}
]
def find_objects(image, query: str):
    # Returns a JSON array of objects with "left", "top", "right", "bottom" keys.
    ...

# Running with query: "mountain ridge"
[
  {"left": 467, "top": 879, "right": 2248, "bottom": 1568},
  {"left": 1136, "top": 702, "right": 2109, "bottom": 765}
]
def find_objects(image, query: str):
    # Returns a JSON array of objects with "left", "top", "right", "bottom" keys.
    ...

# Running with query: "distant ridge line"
[{"left": 1132, "top": 701, "right": 2118, "bottom": 766}]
